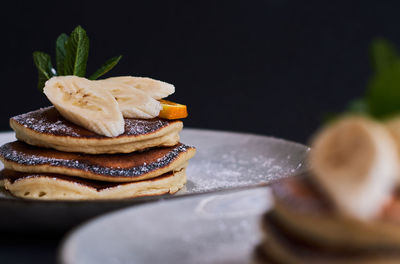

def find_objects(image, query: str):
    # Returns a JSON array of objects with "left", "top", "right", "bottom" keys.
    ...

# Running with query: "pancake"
[
  {"left": 10, "top": 106, "right": 183, "bottom": 154},
  {"left": 1, "top": 168, "right": 186, "bottom": 200},
  {"left": 254, "top": 213, "right": 400, "bottom": 264},
  {"left": 0, "top": 141, "right": 196, "bottom": 182},
  {"left": 269, "top": 174, "right": 400, "bottom": 249}
]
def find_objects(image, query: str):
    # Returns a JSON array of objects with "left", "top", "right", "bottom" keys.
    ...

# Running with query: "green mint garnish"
[
  {"left": 330, "top": 38, "right": 400, "bottom": 121},
  {"left": 32, "top": 52, "right": 56, "bottom": 91},
  {"left": 64, "top": 26, "right": 89, "bottom": 77},
  {"left": 33, "top": 25, "right": 122, "bottom": 91},
  {"left": 89, "top": 55, "right": 122, "bottom": 80},
  {"left": 366, "top": 61, "right": 400, "bottom": 118},
  {"left": 365, "top": 39, "right": 400, "bottom": 118},
  {"left": 55, "top": 33, "right": 69, "bottom": 75}
]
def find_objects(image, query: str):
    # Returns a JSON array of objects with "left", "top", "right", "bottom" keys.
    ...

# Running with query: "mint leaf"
[
  {"left": 56, "top": 33, "right": 69, "bottom": 75},
  {"left": 323, "top": 38, "right": 400, "bottom": 120},
  {"left": 367, "top": 61, "right": 400, "bottom": 118},
  {"left": 33, "top": 51, "right": 55, "bottom": 91},
  {"left": 34, "top": 25, "right": 124, "bottom": 93},
  {"left": 366, "top": 39, "right": 400, "bottom": 118},
  {"left": 370, "top": 38, "right": 398, "bottom": 73},
  {"left": 64, "top": 26, "right": 89, "bottom": 76},
  {"left": 89, "top": 55, "right": 122, "bottom": 80}
]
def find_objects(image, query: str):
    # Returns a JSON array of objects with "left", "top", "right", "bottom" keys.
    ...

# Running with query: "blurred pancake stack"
[
  {"left": 254, "top": 116, "right": 400, "bottom": 264},
  {"left": 0, "top": 76, "right": 196, "bottom": 200},
  {"left": 253, "top": 37, "right": 400, "bottom": 263}
]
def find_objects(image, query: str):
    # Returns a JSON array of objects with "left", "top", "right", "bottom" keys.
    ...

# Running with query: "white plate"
[
  {"left": 60, "top": 187, "right": 271, "bottom": 264},
  {"left": 0, "top": 129, "right": 308, "bottom": 233}
]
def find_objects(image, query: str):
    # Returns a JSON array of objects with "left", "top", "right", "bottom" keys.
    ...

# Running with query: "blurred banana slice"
[
  {"left": 100, "top": 76, "right": 175, "bottom": 99},
  {"left": 44, "top": 76, "right": 124, "bottom": 137},
  {"left": 96, "top": 81, "right": 162, "bottom": 119},
  {"left": 309, "top": 116, "right": 399, "bottom": 220}
]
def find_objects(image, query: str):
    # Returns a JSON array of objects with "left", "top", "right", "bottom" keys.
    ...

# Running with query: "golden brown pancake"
[
  {"left": 1, "top": 168, "right": 186, "bottom": 200},
  {"left": 0, "top": 141, "right": 195, "bottom": 182},
  {"left": 10, "top": 106, "right": 183, "bottom": 154},
  {"left": 255, "top": 174, "right": 400, "bottom": 264}
]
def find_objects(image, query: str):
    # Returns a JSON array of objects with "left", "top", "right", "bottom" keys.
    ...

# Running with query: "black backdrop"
[{"left": 3, "top": 1, "right": 400, "bottom": 144}]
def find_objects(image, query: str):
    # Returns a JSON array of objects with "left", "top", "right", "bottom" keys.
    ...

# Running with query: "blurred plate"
[
  {"left": 0, "top": 129, "right": 308, "bottom": 232},
  {"left": 60, "top": 187, "right": 271, "bottom": 264}
]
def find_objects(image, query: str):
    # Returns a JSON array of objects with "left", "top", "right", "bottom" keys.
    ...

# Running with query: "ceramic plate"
[{"left": 0, "top": 129, "right": 308, "bottom": 232}]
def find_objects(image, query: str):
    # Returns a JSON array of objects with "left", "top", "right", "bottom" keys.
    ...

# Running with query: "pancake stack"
[
  {"left": 254, "top": 173, "right": 400, "bottom": 264},
  {"left": 254, "top": 116, "right": 400, "bottom": 264},
  {"left": 0, "top": 106, "right": 196, "bottom": 200}
]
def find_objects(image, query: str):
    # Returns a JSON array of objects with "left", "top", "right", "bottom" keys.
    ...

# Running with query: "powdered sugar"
[
  {"left": 179, "top": 129, "right": 308, "bottom": 194},
  {"left": 13, "top": 108, "right": 81, "bottom": 137}
]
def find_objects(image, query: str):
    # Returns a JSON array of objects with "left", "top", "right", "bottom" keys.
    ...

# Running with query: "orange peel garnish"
[{"left": 158, "top": 99, "right": 188, "bottom": 120}]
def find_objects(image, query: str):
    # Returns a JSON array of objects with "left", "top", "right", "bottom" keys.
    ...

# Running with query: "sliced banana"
[
  {"left": 95, "top": 81, "right": 162, "bottom": 119},
  {"left": 309, "top": 116, "right": 399, "bottom": 220},
  {"left": 43, "top": 76, "right": 124, "bottom": 137},
  {"left": 43, "top": 75, "right": 175, "bottom": 136},
  {"left": 99, "top": 76, "right": 175, "bottom": 99}
]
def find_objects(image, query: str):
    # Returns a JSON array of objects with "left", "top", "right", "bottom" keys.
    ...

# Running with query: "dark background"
[
  {"left": 4, "top": 1, "right": 400, "bottom": 144},
  {"left": 2, "top": 1, "right": 400, "bottom": 263}
]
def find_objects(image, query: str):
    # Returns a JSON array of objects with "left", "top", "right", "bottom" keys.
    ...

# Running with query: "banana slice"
[
  {"left": 43, "top": 76, "right": 124, "bottom": 137},
  {"left": 99, "top": 76, "right": 175, "bottom": 99},
  {"left": 96, "top": 81, "right": 162, "bottom": 119},
  {"left": 309, "top": 116, "right": 399, "bottom": 220}
]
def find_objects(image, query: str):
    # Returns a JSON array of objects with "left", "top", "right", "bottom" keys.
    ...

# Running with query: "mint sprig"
[
  {"left": 89, "top": 56, "right": 122, "bottom": 80},
  {"left": 334, "top": 38, "right": 400, "bottom": 120},
  {"left": 33, "top": 52, "right": 56, "bottom": 90},
  {"left": 366, "top": 60, "right": 400, "bottom": 118},
  {"left": 33, "top": 25, "right": 122, "bottom": 91},
  {"left": 364, "top": 38, "right": 400, "bottom": 118},
  {"left": 64, "top": 26, "right": 89, "bottom": 77},
  {"left": 55, "top": 33, "right": 69, "bottom": 75}
]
